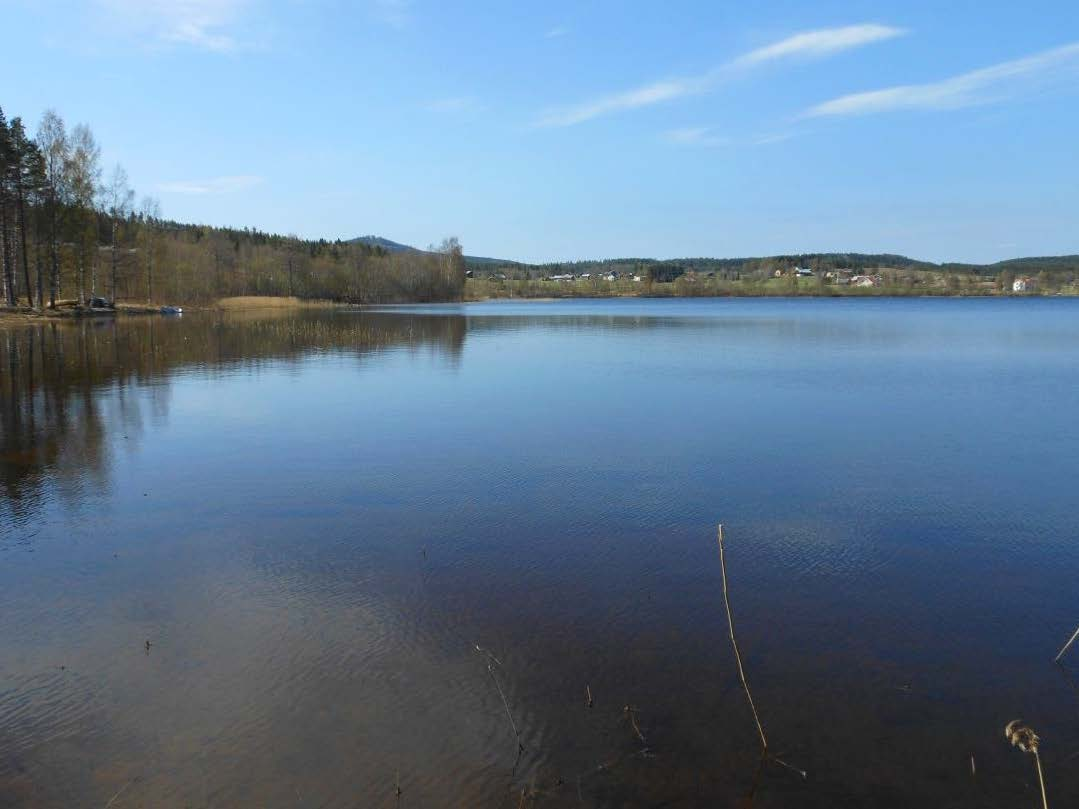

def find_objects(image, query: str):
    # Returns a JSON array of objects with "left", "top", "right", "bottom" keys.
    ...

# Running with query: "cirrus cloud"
[
  {"left": 535, "top": 23, "right": 907, "bottom": 127},
  {"left": 806, "top": 41, "right": 1079, "bottom": 117},
  {"left": 94, "top": 0, "right": 253, "bottom": 52},
  {"left": 732, "top": 23, "right": 905, "bottom": 69}
]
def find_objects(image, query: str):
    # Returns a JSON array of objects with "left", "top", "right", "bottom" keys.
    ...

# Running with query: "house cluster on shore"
[
  {"left": 544, "top": 271, "right": 643, "bottom": 283},
  {"left": 774, "top": 267, "right": 883, "bottom": 287}
]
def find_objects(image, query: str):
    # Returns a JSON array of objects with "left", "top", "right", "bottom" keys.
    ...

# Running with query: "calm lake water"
[{"left": 2, "top": 298, "right": 1079, "bottom": 808}]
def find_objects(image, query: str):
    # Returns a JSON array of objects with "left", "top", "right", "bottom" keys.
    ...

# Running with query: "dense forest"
[{"left": 0, "top": 104, "right": 467, "bottom": 309}]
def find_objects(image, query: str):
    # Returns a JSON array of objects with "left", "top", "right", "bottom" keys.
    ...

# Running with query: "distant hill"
[
  {"left": 347, "top": 235, "right": 420, "bottom": 253},
  {"left": 346, "top": 235, "right": 524, "bottom": 268}
]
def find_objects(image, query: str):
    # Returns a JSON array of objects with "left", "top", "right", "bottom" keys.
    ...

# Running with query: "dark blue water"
[{"left": 2, "top": 298, "right": 1078, "bottom": 807}]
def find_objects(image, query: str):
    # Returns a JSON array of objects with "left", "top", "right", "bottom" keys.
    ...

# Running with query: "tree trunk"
[
  {"left": 78, "top": 243, "right": 86, "bottom": 307},
  {"left": 49, "top": 240, "right": 59, "bottom": 308},
  {"left": 1, "top": 201, "right": 14, "bottom": 305},
  {"left": 111, "top": 219, "right": 118, "bottom": 303},
  {"left": 16, "top": 183, "right": 33, "bottom": 307},
  {"left": 48, "top": 199, "right": 59, "bottom": 308},
  {"left": 34, "top": 222, "right": 44, "bottom": 309},
  {"left": 146, "top": 235, "right": 153, "bottom": 303}
]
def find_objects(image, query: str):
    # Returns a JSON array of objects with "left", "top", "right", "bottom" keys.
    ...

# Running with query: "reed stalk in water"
[
  {"left": 716, "top": 524, "right": 806, "bottom": 780},
  {"left": 623, "top": 705, "right": 646, "bottom": 745},
  {"left": 1054, "top": 625, "right": 1079, "bottom": 663},
  {"left": 103, "top": 777, "right": 139, "bottom": 809},
  {"left": 475, "top": 645, "right": 523, "bottom": 753},
  {"left": 717, "top": 524, "right": 768, "bottom": 751},
  {"left": 1005, "top": 720, "right": 1048, "bottom": 809}
]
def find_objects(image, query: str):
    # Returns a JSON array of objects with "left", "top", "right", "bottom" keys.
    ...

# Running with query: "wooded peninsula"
[{"left": 0, "top": 104, "right": 467, "bottom": 313}]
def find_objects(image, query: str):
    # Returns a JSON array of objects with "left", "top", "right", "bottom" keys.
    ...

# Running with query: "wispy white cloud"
[
  {"left": 95, "top": 0, "right": 252, "bottom": 52},
  {"left": 538, "top": 76, "right": 713, "bottom": 127},
  {"left": 806, "top": 41, "right": 1079, "bottom": 117},
  {"left": 536, "top": 23, "right": 906, "bottom": 127},
  {"left": 663, "top": 127, "right": 800, "bottom": 148},
  {"left": 158, "top": 175, "right": 264, "bottom": 195},
  {"left": 663, "top": 127, "right": 730, "bottom": 147},
  {"left": 732, "top": 24, "right": 905, "bottom": 69},
  {"left": 545, "top": 26, "right": 569, "bottom": 39}
]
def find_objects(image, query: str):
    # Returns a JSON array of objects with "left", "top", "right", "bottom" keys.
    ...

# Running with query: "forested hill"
[
  {"left": 968, "top": 255, "right": 1079, "bottom": 274},
  {"left": 348, "top": 235, "right": 513, "bottom": 266}
]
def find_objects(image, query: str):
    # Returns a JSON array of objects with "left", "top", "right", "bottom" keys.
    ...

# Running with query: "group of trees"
[
  {"left": 1, "top": 103, "right": 467, "bottom": 310},
  {"left": 0, "top": 106, "right": 147, "bottom": 308},
  {"left": 0, "top": 108, "right": 44, "bottom": 307}
]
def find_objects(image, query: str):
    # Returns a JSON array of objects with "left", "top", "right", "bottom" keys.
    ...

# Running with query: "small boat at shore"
[{"left": 160, "top": 306, "right": 183, "bottom": 315}]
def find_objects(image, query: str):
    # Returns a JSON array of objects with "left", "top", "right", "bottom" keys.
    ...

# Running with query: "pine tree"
[
  {"left": 9, "top": 118, "right": 37, "bottom": 307},
  {"left": 0, "top": 106, "right": 14, "bottom": 306}
]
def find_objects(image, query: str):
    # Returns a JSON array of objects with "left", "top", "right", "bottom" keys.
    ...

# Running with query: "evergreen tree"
[
  {"left": 0, "top": 106, "right": 13, "bottom": 305},
  {"left": 9, "top": 117, "right": 37, "bottom": 306}
]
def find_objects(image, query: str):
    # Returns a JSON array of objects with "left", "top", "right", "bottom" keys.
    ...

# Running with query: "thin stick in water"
[
  {"left": 717, "top": 524, "right": 769, "bottom": 752},
  {"left": 476, "top": 645, "right": 523, "bottom": 752},
  {"left": 103, "top": 777, "right": 139, "bottom": 809},
  {"left": 1054, "top": 625, "right": 1079, "bottom": 663},
  {"left": 623, "top": 705, "right": 646, "bottom": 745},
  {"left": 770, "top": 755, "right": 807, "bottom": 780}
]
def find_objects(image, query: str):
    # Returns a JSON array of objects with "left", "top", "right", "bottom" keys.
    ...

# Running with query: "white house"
[
  {"left": 1013, "top": 277, "right": 1035, "bottom": 292},
  {"left": 794, "top": 267, "right": 814, "bottom": 277}
]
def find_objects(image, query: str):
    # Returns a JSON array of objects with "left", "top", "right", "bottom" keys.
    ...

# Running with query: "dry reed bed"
[{"left": 214, "top": 296, "right": 338, "bottom": 310}]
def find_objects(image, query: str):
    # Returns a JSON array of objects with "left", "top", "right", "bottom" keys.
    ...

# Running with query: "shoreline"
[
  {"left": 4, "top": 291, "right": 1075, "bottom": 324},
  {"left": 462, "top": 291, "right": 1077, "bottom": 303}
]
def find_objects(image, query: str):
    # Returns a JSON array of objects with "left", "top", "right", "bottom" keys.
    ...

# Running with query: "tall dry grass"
[{"left": 215, "top": 296, "right": 337, "bottom": 310}]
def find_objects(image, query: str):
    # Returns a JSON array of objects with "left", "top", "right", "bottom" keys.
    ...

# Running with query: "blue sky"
[{"left": 4, "top": 1, "right": 1079, "bottom": 263}]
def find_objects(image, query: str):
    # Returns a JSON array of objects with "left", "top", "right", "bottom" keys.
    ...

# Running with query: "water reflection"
[{"left": 0, "top": 311, "right": 466, "bottom": 537}]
